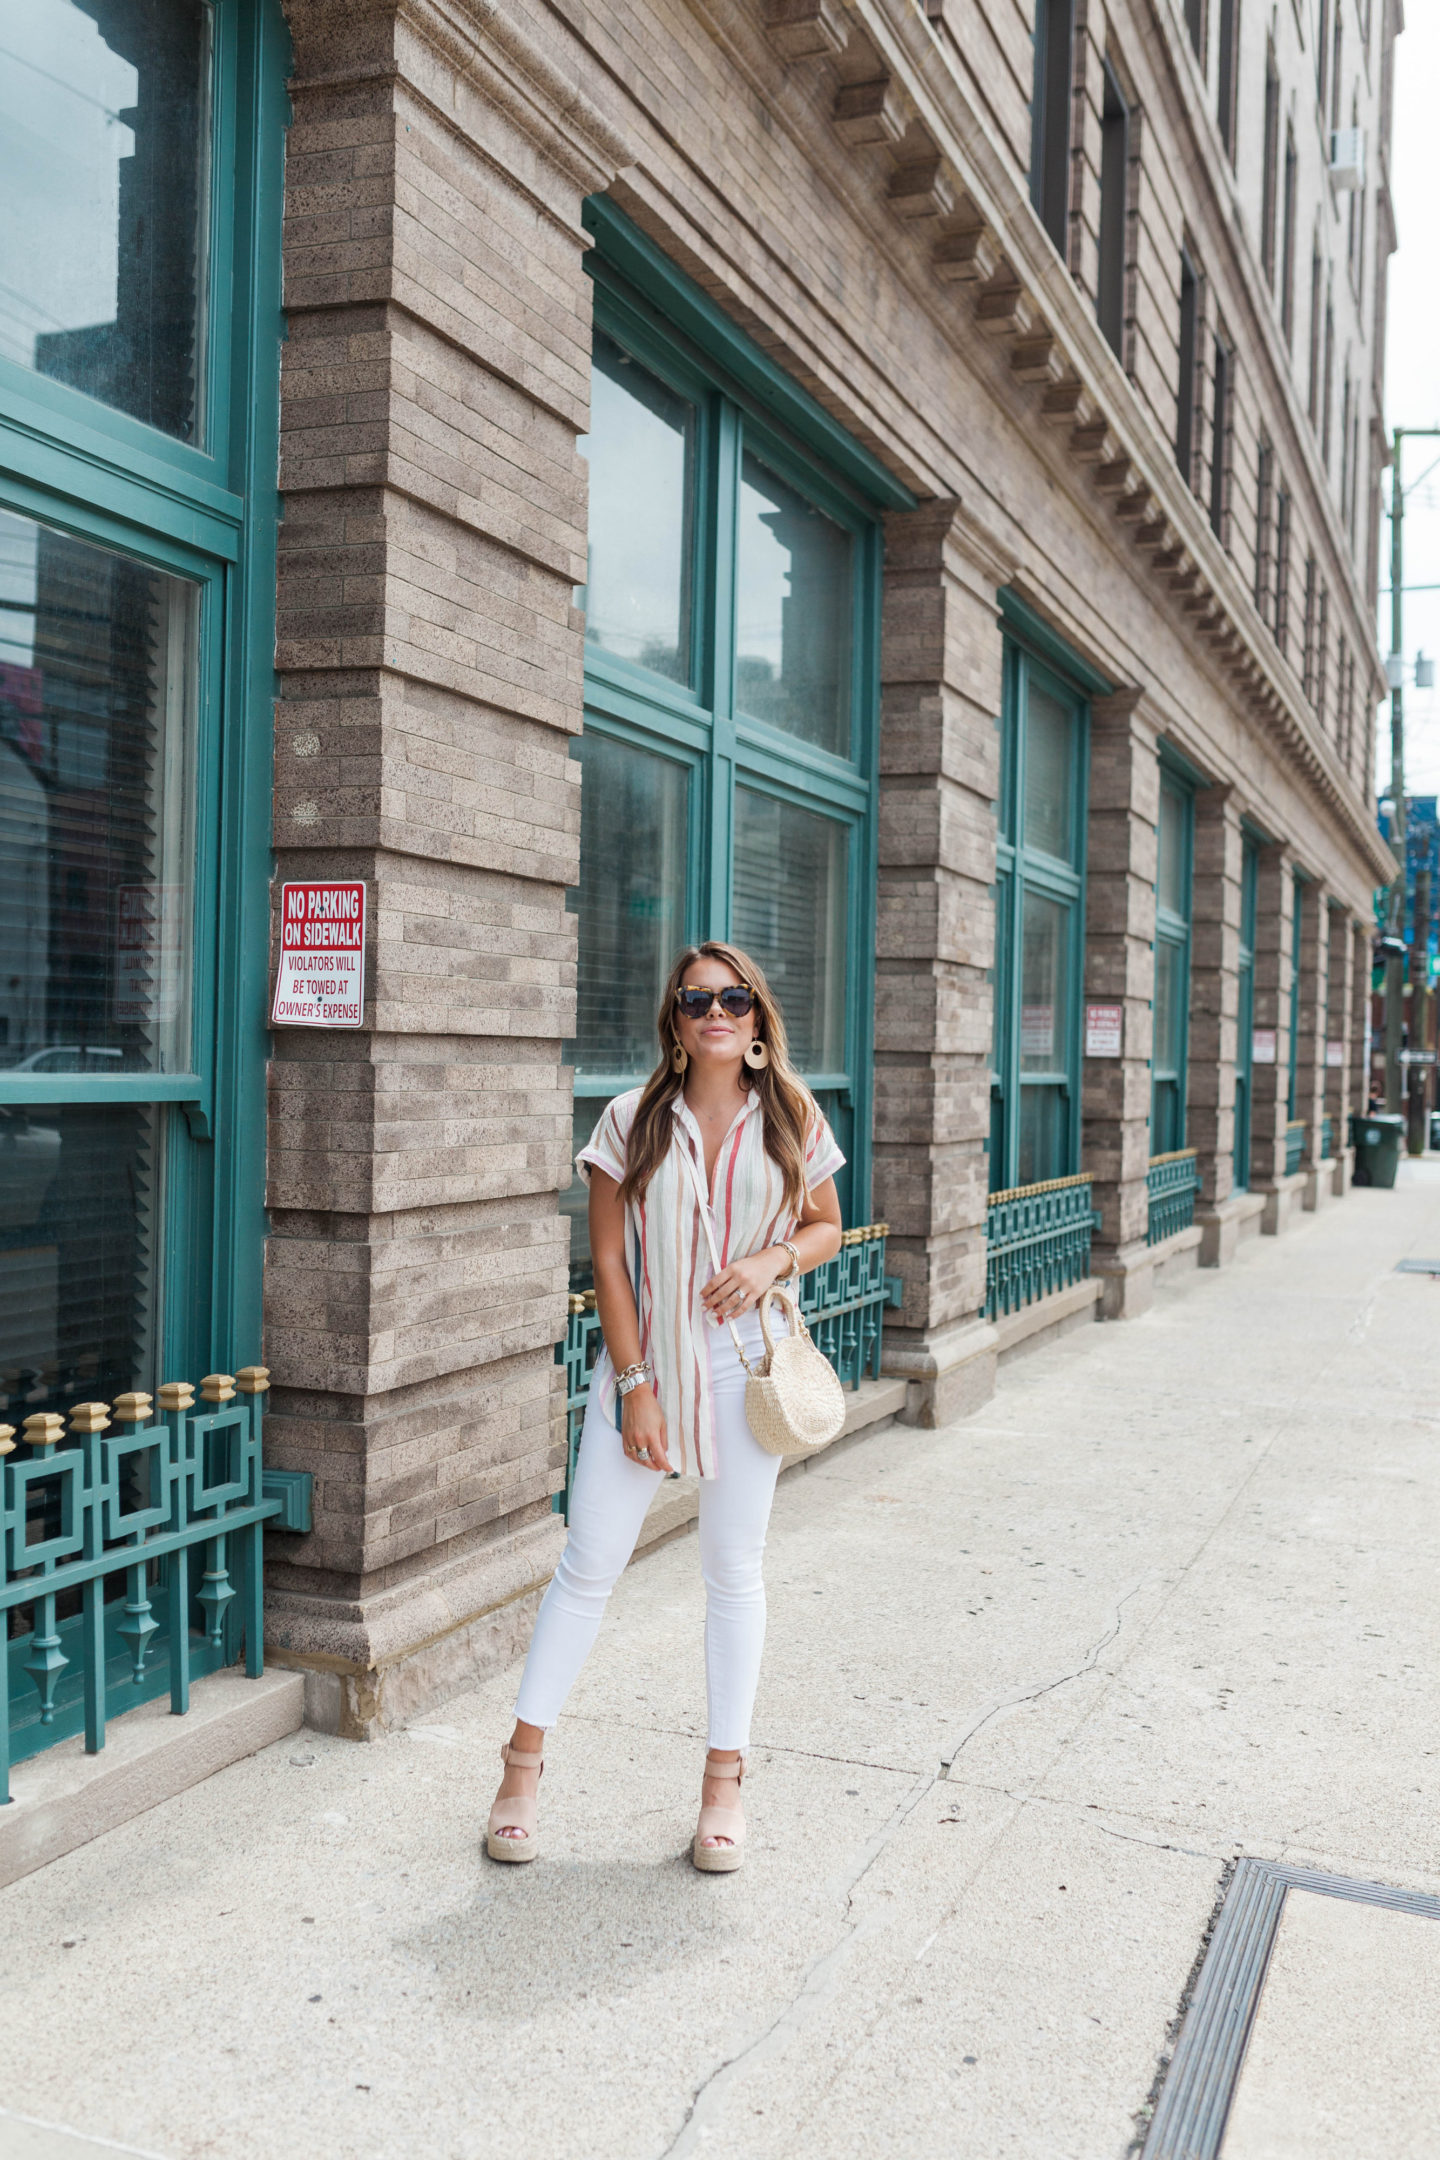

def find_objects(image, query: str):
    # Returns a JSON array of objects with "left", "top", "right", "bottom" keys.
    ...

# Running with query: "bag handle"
[{"left": 755, "top": 1282, "right": 806, "bottom": 1359}]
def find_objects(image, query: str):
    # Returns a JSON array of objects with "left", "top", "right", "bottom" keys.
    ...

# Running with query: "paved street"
[{"left": 5, "top": 1170, "right": 1440, "bottom": 2160}]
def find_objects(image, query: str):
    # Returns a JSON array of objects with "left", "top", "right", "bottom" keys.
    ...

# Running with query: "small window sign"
[
  {"left": 1252, "top": 1027, "right": 1278, "bottom": 1064},
  {"left": 1325, "top": 1038, "right": 1344, "bottom": 1067},
  {"left": 271, "top": 881, "right": 366, "bottom": 1028},
  {"left": 1084, "top": 1002, "right": 1123, "bottom": 1057}
]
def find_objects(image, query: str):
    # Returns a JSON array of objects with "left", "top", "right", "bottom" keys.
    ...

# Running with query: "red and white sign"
[
  {"left": 1325, "top": 1037, "right": 1344, "bottom": 1068},
  {"left": 271, "top": 881, "right": 366, "bottom": 1027},
  {"left": 1252, "top": 1027, "right": 1278, "bottom": 1065},
  {"left": 1084, "top": 1002, "right": 1124, "bottom": 1057}
]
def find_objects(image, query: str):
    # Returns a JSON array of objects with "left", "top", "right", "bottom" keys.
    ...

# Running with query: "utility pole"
[
  {"left": 1383, "top": 426, "right": 1440, "bottom": 1117},
  {"left": 1385, "top": 433, "right": 1406, "bottom": 1114}
]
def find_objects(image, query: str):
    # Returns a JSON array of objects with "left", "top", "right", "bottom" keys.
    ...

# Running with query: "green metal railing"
[
  {"left": 1285, "top": 1121, "right": 1306, "bottom": 1175},
  {"left": 1146, "top": 1150, "right": 1200, "bottom": 1244},
  {"left": 555, "top": 1226, "right": 900, "bottom": 1517},
  {"left": 984, "top": 1174, "right": 1098, "bottom": 1319},
  {"left": 1321, "top": 1114, "right": 1334, "bottom": 1159},
  {"left": 2, "top": 1369, "right": 310, "bottom": 1803}
]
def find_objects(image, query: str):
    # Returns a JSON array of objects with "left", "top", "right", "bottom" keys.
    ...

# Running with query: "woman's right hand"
[{"left": 621, "top": 1384, "right": 672, "bottom": 1474}]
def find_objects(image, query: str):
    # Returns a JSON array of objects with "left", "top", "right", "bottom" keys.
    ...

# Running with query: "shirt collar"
[{"left": 671, "top": 1091, "right": 760, "bottom": 1146}]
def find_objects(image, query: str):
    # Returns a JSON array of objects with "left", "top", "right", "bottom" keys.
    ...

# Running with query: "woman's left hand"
[{"left": 701, "top": 1249, "right": 786, "bottom": 1324}]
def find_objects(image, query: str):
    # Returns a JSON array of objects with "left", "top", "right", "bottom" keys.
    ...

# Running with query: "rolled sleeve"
[
  {"left": 804, "top": 1109, "right": 846, "bottom": 1191},
  {"left": 576, "top": 1094, "right": 632, "bottom": 1185}
]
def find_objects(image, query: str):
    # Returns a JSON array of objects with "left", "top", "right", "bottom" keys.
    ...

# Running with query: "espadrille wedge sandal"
[
  {"left": 486, "top": 1741, "right": 543, "bottom": 1862},
  {"left": 692, "top": 1751, "right": 746, "bottom": 1873}
]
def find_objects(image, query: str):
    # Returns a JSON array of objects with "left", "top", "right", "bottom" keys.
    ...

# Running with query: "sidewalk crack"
[
  {"left": 939, "top": 1576, "right": 1151, "bottom": 1773},
  {"left": 659, "top": 1582, "right": 1151, "bottom": 2155}
]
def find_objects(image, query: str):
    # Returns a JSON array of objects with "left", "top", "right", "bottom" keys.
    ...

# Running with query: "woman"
[{"left": 487, "top": 941, "right": 844, "bottom": 1872}]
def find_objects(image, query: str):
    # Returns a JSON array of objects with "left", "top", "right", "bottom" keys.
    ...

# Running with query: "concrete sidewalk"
[{"left": 4, "top": 1168, "right": 1440, "bottom": 2160}]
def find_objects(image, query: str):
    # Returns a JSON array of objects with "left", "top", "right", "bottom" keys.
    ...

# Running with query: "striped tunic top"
[{"left": 578, "top": 1087, "right": 846, "bottom": 1478}]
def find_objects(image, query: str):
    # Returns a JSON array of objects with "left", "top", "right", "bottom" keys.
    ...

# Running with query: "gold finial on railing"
[
  {"left": 158, "top": 1381, "right": 195, "bottom": 1412},
  {"left": 23, "top": 1413, "right": 65, "bottom": 1448},
  {"left": 0, "top": 1425, "right": 15, "bottom": 1456},
  {"left": 235, "top": 1367, "right": 270, "bottom": 1395},
  {"left": 69, "top": 1401, "right": 111, "bottom": 1435},
  {"left": 113, "top": 1393, "right": 153, "bottom": 1424},
  {"left": 201, "top": 1373, "right": 236, "bottom": 1403}
]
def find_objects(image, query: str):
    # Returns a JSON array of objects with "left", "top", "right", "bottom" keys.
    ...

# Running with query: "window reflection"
[
  {"left": 579, "top": 334, "right": 693, "bottom": 684},
  {"left": 1023, "top": 682, "right": 1073, "bottom": 860},
  {"left": 0, "top": 511, "right": 197, "bottom": 1072},
  {"left": 1158, "top": 785, "right": 1187, "bottom": 916},
  {"left": 1154, "top": 938, "right": 1183, "bottom": 1074},
  {"left": 566, "top": 730, "right": 688, "bottom": 1075},
  {"left": 736, "top": 453, "right": 852, "bottom": 756},
  {"left": 0, "top": 0, "right": 212, "bottom": 442},
  {"left": 1019, "top": 888, "right": 1067, "bottom": 1073},
  {"left": 733, "top": 789, "right": 846, "bottom": 1071},
  {"left": 0, "top": 1104, "right": 162, "bottom": 1424}
]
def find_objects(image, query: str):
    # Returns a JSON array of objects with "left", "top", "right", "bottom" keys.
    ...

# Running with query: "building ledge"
[
  {"left": 993, "top": 1275, "right": 1101, "bottom": 1362},
  {"left": 0, "top": 1667, "right": 304, "bottom": 1891}
]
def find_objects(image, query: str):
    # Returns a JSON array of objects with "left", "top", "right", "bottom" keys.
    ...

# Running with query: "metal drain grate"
[
  {"left": 1395, "top": 1259, "right": 1440, "bottom": 1274},
  {"left": 1142, "top": 1859, "right": 1440, "bottom": 2158}
]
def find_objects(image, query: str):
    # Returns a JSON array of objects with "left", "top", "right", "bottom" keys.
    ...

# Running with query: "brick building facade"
[{"left": 0, "top": 0, "right": 1396, "bottom": 1756}]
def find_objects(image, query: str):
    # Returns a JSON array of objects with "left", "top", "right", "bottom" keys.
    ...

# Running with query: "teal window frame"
[
  {"left": 1286, "top": 872, "right": 1304, "bottom": 1122},
  {"left": 0, "top": 0, "right": 287, "bottom": 1380},
  {"left": 1233, "top": 831, "right": 1260, "bottom": 1190},
  {"left": 989, "top": 634, "right": 1090, "bottom": 1192},
  {"left": 570, "top": 204, "right": 908, "bottom": 1238},
  {"left": 1151, "top": 759, "right": 1196, "bottom": 1156}
]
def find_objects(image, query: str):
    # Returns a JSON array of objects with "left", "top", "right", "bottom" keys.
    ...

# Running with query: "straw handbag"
[{"left": 682, "top": 1145, "right": 847, "bottom": 1458}]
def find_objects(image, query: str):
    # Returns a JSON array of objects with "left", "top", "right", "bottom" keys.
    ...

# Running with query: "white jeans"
[{"left": 513, "top": 1317, "right": 782, "bottom": 1748}]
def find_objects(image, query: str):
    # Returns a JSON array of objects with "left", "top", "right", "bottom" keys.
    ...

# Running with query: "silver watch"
[{"left": 615, "top": 1362, "right": 652, "bottom": 1397}]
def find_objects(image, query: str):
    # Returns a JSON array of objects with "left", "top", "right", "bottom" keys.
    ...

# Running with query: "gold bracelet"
[{"left": 776, "top": 1240, "right": 802, "bottom": 1281}]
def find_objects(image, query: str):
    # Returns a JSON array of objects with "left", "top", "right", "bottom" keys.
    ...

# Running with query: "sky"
[{"left": 1382, "top": 3, "right": 1440, "bottom": 801}]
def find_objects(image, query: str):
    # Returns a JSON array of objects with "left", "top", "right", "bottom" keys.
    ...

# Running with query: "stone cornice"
[
  {"left": 732, "top": 0, "right": 1392, "bottom": 886},
  {"left": 286, "top": 0, "right": 634, "bottom": 198}
]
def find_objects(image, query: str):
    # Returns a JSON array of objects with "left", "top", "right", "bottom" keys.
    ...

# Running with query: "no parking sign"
[{"left": 271, "top": 881, "right": 366, "bottom": 1027}]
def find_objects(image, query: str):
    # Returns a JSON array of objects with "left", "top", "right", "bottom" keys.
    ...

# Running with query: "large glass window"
[
  {"left": 580, "top": 335, "right": 693, "bottom": 685},
  {"left": 0, "top": 0, "right": 214, "bottom": 443},
  {"left": 567, "top": 242, "right": 880, "bottom": 1276},
  {"left": 1151, "top": 767, "right": 1194, "bottom": 1156},
  {"left": 735, "top": 454, "right": 853, "bottom": 756},
  {"left": 0, "top": 0, "right": 282, "bottom": 1431},
  {"left": 733, "top": 789, "right": 848, "bottom": 1072},
  {"left": 0, "top": 512, "right": 197, "bottom": 1074},
  {"left": 990, "top": 648, "right": 1086, "bottom": 1192}
]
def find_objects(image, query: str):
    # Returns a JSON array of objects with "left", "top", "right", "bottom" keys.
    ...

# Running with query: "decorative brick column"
[
  {"left": 1250, "top": 842, "right": 1302, "bottom": 1233},
  {"left": 1353, "top": 919, "right": 1375, "bottom": 1124},
  {"left": 1297, "top": 883, "right": 1333, "bottom": 1209},
  {"left": 1325, "top": 903, "right": 1358, "bottom": 1193},
  {"left": 874, "top": 501, "right": 1007, "bottom": 1425},
  {"left": 1188, "top": 786, "right": 1249, "bottom": 1262},
  {"left": 262, "top": 0, "right": 630, "bottom": 1734},
  {"left": 1082, "top": 691, "right": 1159, "bottom": 1317}
]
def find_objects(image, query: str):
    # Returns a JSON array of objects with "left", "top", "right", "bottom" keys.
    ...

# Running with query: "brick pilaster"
[
  {"left": 1297, "top": 882, "right": 1332, "bottom": 1205},
  {"left": 874, "top": 501, "right": 1007, "bottom": 1424},
  {"left": 1250, "top": 843, "right": 1300, "bottom": 1230},
  {"left": 261, "top": 0, "right": 629, "bottom": 1732},
  {"left": 1188, "top": 786, "right": 1241, "bottom": 1225},
  {"left": 1082, "top": 690, "right": 1159, "bottom": 1317}
]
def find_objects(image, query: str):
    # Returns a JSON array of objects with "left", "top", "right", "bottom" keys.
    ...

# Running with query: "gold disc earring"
[
  {"left": 672, "top": 1042, "right": 689, "bottom": 1074},
  {"left": 744, "top": 1038, "right": 769, "bottom": 1070}
]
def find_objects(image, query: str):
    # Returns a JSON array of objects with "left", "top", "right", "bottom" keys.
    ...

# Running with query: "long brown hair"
[{"left": 618, "top": 942, "right": 815, "bottom": 1213}]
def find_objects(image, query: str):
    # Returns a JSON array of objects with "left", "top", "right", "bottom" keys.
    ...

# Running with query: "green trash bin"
[{"left": 1350, "top": 1111, "right": 1405, "bottom": 1189}]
